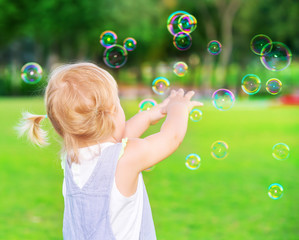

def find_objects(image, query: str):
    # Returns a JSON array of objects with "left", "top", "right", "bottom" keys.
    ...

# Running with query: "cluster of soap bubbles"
[
  {"left": 167, "top": 11, "right": 197, "bottom": 51},
  {"left": 184, "top": 140, "right": 229, "bottom": 170},
  {"left": 99, "top": 30, "right": 137, "bottom": 68},
  {"left": 21, "top": 62, "right": 43, "bottom": 84},
  {"left": 250, "top": 34, "right": 292, "bottom": 71},
  {"left": 241, "top": 74, "right": 282, "bottom": 95}
]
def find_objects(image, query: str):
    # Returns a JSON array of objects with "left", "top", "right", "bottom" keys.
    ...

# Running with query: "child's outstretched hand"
[
  {"left": 148, "top": 98, "right": 170, "bottom": 125},
  {"left": 161, "top": 89, "right": 203, "bottom": 114}
]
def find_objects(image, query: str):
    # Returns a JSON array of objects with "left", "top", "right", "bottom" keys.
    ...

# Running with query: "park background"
[{"left": 0, "top": 0, "right": 298, "bottom": 239}]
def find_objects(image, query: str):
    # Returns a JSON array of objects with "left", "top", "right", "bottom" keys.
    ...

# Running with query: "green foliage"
[
  {"left": 0, "top": 0, "right": 298, "bottom": 95},
  {"left": 0, "top": 97, "right": 299, "bottom": 239}
]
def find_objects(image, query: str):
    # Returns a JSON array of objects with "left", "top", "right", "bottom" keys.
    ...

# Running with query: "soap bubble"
[
  {"left": 189, "top": 108, "right": 202, "bottom": 122},
  {"left": 100, "top": 30, "right": 117, "bottom": 48},
  {"left": 178, "top": 14, "right": 197, "bottom": 34},
  {"left": 241, "top": 74, "right": 261, "bottom": 95},
  {"left": 207, "top": 40, "right": 222, "bottom": 55},
  {"left": 167, "top": 11, "right": 189, "bottom": 36},
  {"left": 268, "top": 183, "right": 283, "bottom": 200},
  {"left": 152, "top": 77, "right": 170, "bottom": 95},
  {"left": 123, "top": 37, "right": 137, "bottom": 51},
  {"left": 260, "top": 42, "right": 292, "bottom": 71},
  {"left": 211, "top": 141, "right": 228, "bottom": 159},
  {"left": 21, "top": 62, "right": 43, "bottom": 84},
  {"left": 185, "top": 153, "right": 201, "bottom": 170},
  {"left": 266, "top": 78, "right": 282, "bottom": 95},
  {"left": 173, "top": 61, "right": 188, "bottom": 77},
  {"left": 250, "top": 34, "right": 272, "bottom": 55},
  {"left": 173, "top": 32, "right": 192, "bottom": 51},
  {"left": 212, "top": 89, "right": 235, "bottom": 111},
  {"left": 272, "top": 143, "right": 290, "bottom": 160},
  {"left": 139, "top": 99, "right": 157, "bottom": 112},
  {"left": 103, "top": 44, "right": 128, "bottom": 68}
]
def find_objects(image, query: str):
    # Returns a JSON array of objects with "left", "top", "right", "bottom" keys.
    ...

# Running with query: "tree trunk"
[{"left": 216, "top": 0, "right": 242, "bottom": 87}]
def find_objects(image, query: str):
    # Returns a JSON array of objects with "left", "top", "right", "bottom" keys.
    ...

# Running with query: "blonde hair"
[{"left": 16, "top": 62, "right": 119, "bottom": 163}]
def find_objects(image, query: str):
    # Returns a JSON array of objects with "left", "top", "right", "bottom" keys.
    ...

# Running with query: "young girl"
[{"left": 16, "top": 62, "right": 202, "bottom": 240}]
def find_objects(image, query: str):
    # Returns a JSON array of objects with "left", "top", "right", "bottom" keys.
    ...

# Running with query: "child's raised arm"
[
  {"left": 123, "top": 98, "right": 169, "bottom": 138},
  {"left": 120, "top": 89, "right": 203, "bottom": 172}
]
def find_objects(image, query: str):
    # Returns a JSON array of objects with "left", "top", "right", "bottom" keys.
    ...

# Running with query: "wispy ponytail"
[{"left": 15, "top": 112, "right": 49, "bottom": 147}]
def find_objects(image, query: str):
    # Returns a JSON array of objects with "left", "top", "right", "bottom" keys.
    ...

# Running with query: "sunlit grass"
[{"left": 0, "top": 97, "right": 298, "bottom": 239}]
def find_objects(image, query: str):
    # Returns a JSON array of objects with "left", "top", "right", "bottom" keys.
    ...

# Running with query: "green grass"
[{"left": 0, "top": 97, "right": 298, "bottom": 239}]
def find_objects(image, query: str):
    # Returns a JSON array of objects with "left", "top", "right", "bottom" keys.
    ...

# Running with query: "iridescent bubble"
[
  {"left": 139, "top": 99, "right": 157, "bottom": 112},
  {"left": 173, "top": 32, "right": 192, "bottom": 51},
  {"left": 185, "top": 153, "right": 201, "bottom": 170},
  {"left": 144, "top": 166, "right": 155, "bottom": 172},
  {"left": 123, "top": 37, "right": 137, "bottom": 51},
  {"left": 21, "top": 62, "right": 43, "bottom": 84},
  {"left": 103, "top": 44, "right": 128, "bottom": 68},
  {"left": 173, "top": 61, "right": 188, "bottom": 77},
  {"left": 207, "top": 40, "right": 222, "bottom": 55},
  {"left": 152, "top": 77, "right": 170, "bottom": 95},
  {"left": 272, "top": 143, "right": 290, "bottom": 160},
  {"left": 189, "top": 108, "right": 202, "bottom": 122},
  {"left": 167, "top": 11, "right": 189, "bottom": 36},
  {"left": 260, "top": 42, "right": 292, "bottom": 71},
  {"left": 268, "top": 183, "right": 283, "bottom": 200},
  {"left": 211, "top": 141, "right": 228, "bottom": 159},
  {"left": 266, "top": 78, "right": 282, "bottom": 95},
  {"left": 250, "top": 34, "right": 272, "bottom": 55},
  {"left": 178, "top": 14, "right": 197, "bottom": 34},
  {"left": 212, "top": 89, "right": 235, "bottom": 111},
  {"left": 100, "top": 30, "right": 117, "bottom": 48},
  {"left": 241, "top": 74, "right": 261, "bottom": 95}
]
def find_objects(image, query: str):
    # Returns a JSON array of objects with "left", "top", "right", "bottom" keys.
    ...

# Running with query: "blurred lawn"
[{"left": 0, "top": 97, "right": 298, "bottom": 239}]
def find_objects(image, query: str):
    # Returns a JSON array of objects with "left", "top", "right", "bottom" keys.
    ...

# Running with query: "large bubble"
[
  {"left": 250, "top": 34, "right": 272, "bottom": 55},
  {"left": 173, "top": 32, "right": 192, "bottom": 51},
  {"left": 268, "top": 183, "right": 283, "bottom": 200},
  {"left": 260, "top": 42, "right": 292, "bottom": 71},
  {"left": 211, "top": 141, "right": 229, "bottom": 159},
  {"left": 103, "top": 44, "right": 128, "bottom": 68},
  {"left": 139, "top": 99, "right": 157, "bottom": 112},
  {"left": 178, "top": 14, "right": 197, "bottom": 34},
  {"left": 189, "top": 108, "right": 203, "bottom": 122},
  {"left": 185, "top": 153, "right": 201, "bottom": 170},
  {"left": 152, "top": 77, "right": 170, "bottom": 95},
  {"left": 212, "top": 89, "right": 235, "bottom": 111},
  {"left": 207, "top": 40, "right": 222, "bottom": 55},
  {"left": 100, "top": 30, "right": 117, "bottom": 48},
  {"left": 21, "top": 62, "right": 43, "bottom": 84},
  {"left": 266, "top": 78, "right": 282, "bottom": 95},
  {"left": 173, "top": 61, "right": 188, "bottom": 77},
  {"left": 167, "top": 11, "right": 189, "bottom": 36},
  {"left": 272, "top": 143, "right": 290, "bottom": 160},
  {"left": 123, "top": 37, "right": 137, "bottom": 51},
  {"left": 241, "top": 74, "right": 261, "bottom": 95}
]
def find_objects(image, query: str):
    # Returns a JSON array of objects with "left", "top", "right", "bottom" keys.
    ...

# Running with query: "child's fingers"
[
  {"left": 160, "top": 97, "right": 170, "bottom": 108},
  {"left": 177, "top": 88, "right": 184, "bottom": 97},
  {"left": 169, "top": 89, "right": 176, "bottom": 98},
  {"left": 185, "top": 90, "right": 195, "bottom": 100},
  {"left": 191, "top": 100, "right": 204, "bottom": 108}
]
